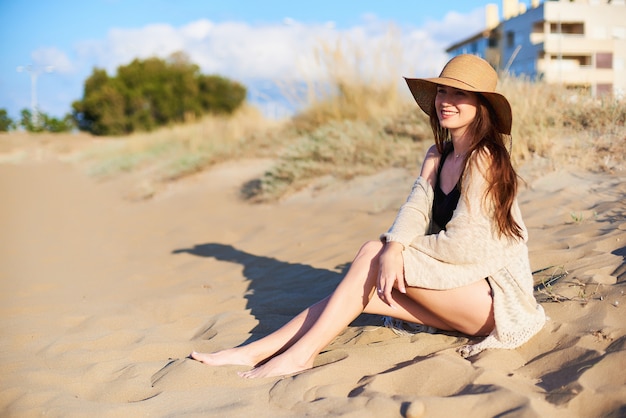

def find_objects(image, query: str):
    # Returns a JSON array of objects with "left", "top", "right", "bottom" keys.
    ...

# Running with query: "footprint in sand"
[
  {"left": 190, "top": 318, "right": 219, "bottom": 340},
  {"left": 313, "top": 349, "right": 349, "bottom": 370},
  {"left": 151, "top": 358, "right": 183, "bottom": 387}
]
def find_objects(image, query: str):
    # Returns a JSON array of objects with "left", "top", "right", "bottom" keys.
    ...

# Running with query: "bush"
[
  {"left": 19, "top": 108, "right": 74, "bottom": 133},
  {"left": 72, "top": 52, "right": 247, "bottom": 136},
  {"left": 0, "top": 109, "right": 14, "bottom": 131}
]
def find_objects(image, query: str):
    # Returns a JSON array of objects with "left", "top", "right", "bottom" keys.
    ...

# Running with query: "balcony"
[
  {"left": 543, "top": 35, "right": 611, "bottom": 54},
  {"left": 538, "top": 60, "right": 614, "bottom": 84}
]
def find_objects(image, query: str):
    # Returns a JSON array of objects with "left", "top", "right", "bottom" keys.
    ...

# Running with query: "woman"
[{"left": 191, "top": 54, "right": 545, "bottom": 379}]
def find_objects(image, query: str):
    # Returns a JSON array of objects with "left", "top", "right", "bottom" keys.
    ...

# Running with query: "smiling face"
[{"left": 434, "top": 85, "right": 479, "bottom": 139}]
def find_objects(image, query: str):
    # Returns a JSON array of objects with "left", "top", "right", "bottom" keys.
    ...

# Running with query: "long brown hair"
[{"left": 428, "top": 94, "right": 523, "bottom": 240}]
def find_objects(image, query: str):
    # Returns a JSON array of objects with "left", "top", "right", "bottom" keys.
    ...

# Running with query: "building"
[{"left": 446, "top": 0, "right": 626, "bottom": 97}]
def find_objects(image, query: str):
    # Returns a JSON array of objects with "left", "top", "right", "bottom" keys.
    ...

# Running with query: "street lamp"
[{"left": 16, "top": 64, "right": 55, "bottom": 127}]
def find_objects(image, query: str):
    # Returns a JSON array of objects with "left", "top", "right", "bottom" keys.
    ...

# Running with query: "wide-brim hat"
[{"left": 405, "top": 54, "right": 512, "bottom": 135}]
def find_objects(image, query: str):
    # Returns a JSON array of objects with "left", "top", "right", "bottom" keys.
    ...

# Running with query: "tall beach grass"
[{"left": 82, "top": 104, "right": 282, "bottom": 180}]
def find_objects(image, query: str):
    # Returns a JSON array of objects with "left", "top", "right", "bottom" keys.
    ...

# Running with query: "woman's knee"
[
  {"left": 358, "top": 240, "right": 384, "bottom": 258},
  {"left": 343, "top": 240, "right": 383, "bottom": 285}
]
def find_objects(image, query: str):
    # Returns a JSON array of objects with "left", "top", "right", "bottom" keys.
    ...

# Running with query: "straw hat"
[{"left": 405, "top": 54, "right": 512, "bottom": 135}]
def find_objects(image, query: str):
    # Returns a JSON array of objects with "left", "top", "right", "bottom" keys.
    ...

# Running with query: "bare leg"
[
  {"left": 362, "top": 279, "right": 494, "bottom": 335},
  {"left": 191, "top": 240, "right": 383, "bottom": 369},
  {"left": 237, "top": 241, "right": 390, "bottom": 378},
  {"left": 191, "top": 297, "right": 330, "bottom": 367}
]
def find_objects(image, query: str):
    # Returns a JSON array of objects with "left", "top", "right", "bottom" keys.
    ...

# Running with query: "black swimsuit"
[
  {"left": 432, "top": 146, "right": 461, "bottom": 231},
  {"left": 432, "top": 147, "right": 492, "bottom": 292}
]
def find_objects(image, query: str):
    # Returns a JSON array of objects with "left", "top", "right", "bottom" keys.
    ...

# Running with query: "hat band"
[{"left": 440, "top": 76, "right": 477, "bottom": 90}]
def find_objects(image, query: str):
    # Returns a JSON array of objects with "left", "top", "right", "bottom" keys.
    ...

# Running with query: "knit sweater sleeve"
[{"left": 379, "top": 176, "right": 434, "bottom": 249}]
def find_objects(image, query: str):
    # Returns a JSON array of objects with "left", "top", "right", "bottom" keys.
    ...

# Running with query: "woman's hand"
[{"left": 377, "top": 241, "right": 406, "bottom": 308}]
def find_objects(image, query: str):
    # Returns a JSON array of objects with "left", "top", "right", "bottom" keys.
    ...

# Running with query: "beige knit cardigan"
[{"left": 381, "top": 153, "right": 545, "bottom": 357}]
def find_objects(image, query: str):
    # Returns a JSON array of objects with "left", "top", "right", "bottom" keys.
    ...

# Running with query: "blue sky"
[{"left": 0, "top": 0, "right": 511, "bottom": 119}]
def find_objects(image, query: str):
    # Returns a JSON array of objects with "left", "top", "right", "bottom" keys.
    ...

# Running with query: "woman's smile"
[{"left": 439, "top": 107, "right": 458, "bottom": 118}]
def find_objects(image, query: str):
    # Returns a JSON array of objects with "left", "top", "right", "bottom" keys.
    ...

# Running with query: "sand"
[{"left": 1, "top": 145, "right": 625, "bottom": 417}]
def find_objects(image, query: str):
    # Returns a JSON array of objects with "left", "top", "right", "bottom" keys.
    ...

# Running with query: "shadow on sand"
[{"left": 172, "top": 243, "right": 377, "bottom": 344}]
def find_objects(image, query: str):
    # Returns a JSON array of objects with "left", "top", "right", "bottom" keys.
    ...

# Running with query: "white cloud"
[
  {"left": 72, "top": 12, "right": 485, "bottom": 83},
  {"left": 180, "top": 19, "right": 213, "bottom": 40},
  {"left": 31, "top": 47, "right": 75, "bottom": 74},
  {"left": 423, "top": 8, "right": 486, "bottom": 48},
  {"left": 83, "top": 23, "right": 187, "bottom": 72}
]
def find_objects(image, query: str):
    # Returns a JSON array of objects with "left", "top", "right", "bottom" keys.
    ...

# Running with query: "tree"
[
  {"left": 20, "top": 109, "right": 43, "bottom": 132},
  {"left": 73, "top": 52, "right": 247, "bottom": 136},
  {"left": 19, "top": 108, "right": 75, "bottom": 133},
  {"left": 0, "top": 109, "right": 14, "bottom": 132},
  {"left": 73, "top": 79, "right": 127, "bottom": 135},
  {"left": 198, "top": 75, "right": 246, "bottom": 114},
  {"left": 41, "top": 113, "right": 75, "bottom": 133}
]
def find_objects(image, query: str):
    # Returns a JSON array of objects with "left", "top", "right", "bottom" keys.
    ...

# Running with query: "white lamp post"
[{"left": 16, "top": 64, "right": 55, "bottom": 127}]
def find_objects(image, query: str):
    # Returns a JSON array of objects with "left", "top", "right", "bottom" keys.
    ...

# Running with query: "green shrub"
[
  {"left": 72, "top": 52, "right": 246, "bottom": 136},
  {"left": 0, "top": 109, "right": 15, "bottom": 131},
  {"left": 19, "top": 109, "right": 74, "bottom": 133}
]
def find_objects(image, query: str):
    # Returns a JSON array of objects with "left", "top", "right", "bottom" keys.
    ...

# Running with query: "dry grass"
[
  {"left": 247, "top": 31, "right": 432, "bottom": 200},
  {"left": 287, "top": 31, "right": 407, "bottom": 130},
  {"left": 501, "top": 75, "right": 626, "bottom": 171},
  {"left": 245, "top": 118, "right": 429, "bottom": 201},
  {"left": 81, "top": 104, "right": 285, "bottom": 182}
]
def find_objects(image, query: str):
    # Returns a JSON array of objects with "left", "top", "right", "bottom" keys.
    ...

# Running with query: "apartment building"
[{"left": 446, "top": 0, "right": 626, "bottom": 97}]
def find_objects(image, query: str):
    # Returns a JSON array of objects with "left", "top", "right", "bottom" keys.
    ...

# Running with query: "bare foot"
[
  {"left": 237, "top": 353, "right": 313, "bottom": 379},
  {"left": 190, "top": 348, "right": 256, "bottom": 367}
]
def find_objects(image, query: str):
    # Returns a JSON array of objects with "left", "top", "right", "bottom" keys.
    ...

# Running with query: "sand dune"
[{"left": 1, "top": 153, "right": 625, "bottom": 417}]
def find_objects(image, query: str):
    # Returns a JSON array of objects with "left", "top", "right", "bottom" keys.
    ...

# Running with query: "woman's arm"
[
  {"left": 377, "top": 145, "right": 441, "bottom": 306},
  {"left": 419, "top": 144, "right": 440, "bottom": 188},
  {"left": 379, "top": 145, "right": 441, "bottom": 249}
]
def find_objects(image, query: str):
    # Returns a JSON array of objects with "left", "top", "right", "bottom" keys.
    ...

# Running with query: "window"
[
  {"left": 488, "top": 32, "right": 499, "bottom": 48},
  {"left": 506, "top": 31, "right": 515, "bottom": 47},
  {"left": 596, "top": 53, "right": 613, "bottom": 69},
  {"left": 596, "top": 84, "right": 613, "bottom": 97},
  {"left": 550, "top": 22, "right": 584, "bottom": 35},
  {"left": 549, "top": 54, "right": 591, "bottom": 68}
]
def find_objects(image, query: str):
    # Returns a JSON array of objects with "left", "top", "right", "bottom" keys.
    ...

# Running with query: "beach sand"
[{"left": 1, "top": 144, "right": 625, "bottom": 417}]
